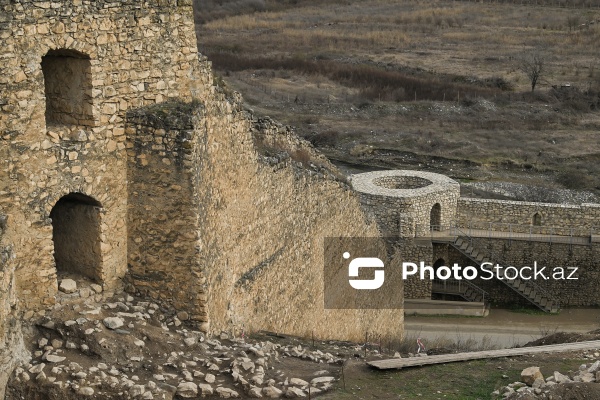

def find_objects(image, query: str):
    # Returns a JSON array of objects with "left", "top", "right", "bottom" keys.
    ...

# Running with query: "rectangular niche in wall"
[{"left": 41, "top": 49, "right": 94, "bottom": 127}]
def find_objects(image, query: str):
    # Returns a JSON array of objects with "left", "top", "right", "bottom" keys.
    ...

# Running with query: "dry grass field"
[{"left": 195, "top": 0, "right": 600, "bottom": 197}]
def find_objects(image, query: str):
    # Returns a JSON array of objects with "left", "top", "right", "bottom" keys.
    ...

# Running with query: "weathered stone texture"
[
  {"left": 121, "top": 94, "right": 405, "bottom": 340},
  {"left": 0, "top": 2, "right": 405, "bottom": 392},
  {"left": 0, "top": 212, "right": 29, "bottom": 399},
  {"left": 126, "top": 101, "right": 208, "bottom": 329},
  {"left": 471, "top": 239, "right": 600, "bottom": 307},
  {"left": 0, "top": 0, "right": 204, "bottom": 312},
  {"left": 458, "top": 198, "right": 600, "bottom": 235},
  {"left": 186, "top": 93, "right": 402, "bottom": 340},
  {"left": 400, "top": 240, "right": 433, "bottom": 299},
  {"left": 352, "top": 170, "right": 460, "bottom": 237}
]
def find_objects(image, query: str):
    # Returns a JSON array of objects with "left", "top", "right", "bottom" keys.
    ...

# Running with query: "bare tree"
[
  {"left": 520, "top": 53, "right": 544, "bottom": 92},
  {"left": 567, "top": 15, "right": 581, "bottom": 32}
]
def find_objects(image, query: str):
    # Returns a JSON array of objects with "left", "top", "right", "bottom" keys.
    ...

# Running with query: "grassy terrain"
[
  {"left": 248, "top": 329, "right": 594, "bottom": 399},
  {"left": 195, "top": 0, "right": 600, "bottom": 196},
  {"left": 321, "top": 354, "right": 589, "bottom": 399}
]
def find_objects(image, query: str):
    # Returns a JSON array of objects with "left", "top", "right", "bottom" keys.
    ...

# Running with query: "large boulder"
[
  {"left": 521, "top": 366, "right": 544, "bottom": 386},
  {"left": 176, "top": 382, "right": 198, "bottom": 398}
]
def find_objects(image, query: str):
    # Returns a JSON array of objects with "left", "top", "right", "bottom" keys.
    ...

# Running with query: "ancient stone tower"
[{"left": 0, "top": 1, "right": 402, "bottom": 393}]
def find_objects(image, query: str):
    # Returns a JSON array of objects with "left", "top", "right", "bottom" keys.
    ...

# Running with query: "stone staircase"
[
  {"left": 432, "top": 278, "right": 487, "bottom": 303},
  {"left": 452, "top": 237, "right": 560, "bottom": 313}
]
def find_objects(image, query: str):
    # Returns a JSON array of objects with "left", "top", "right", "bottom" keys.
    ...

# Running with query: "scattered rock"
[
  {"left": 44, "top": 355, "right": 66, "bottom": 363},
  {"left": 28, "top": 364, "right": 45, "bottom": 374},
  {"left": 59, "top": 279, "right": 77, "bottom": 293},
  {"left": 177, "top": 382, "right": 198, "bottom": 398},
  {"left": 285, "top": 387, "right": 306, "bottom": 397},
  {"left": 216, "top": 387, "right": 240, "bottom": 398},
  {"left": 311, "top": 376, "right": 335, "bottom": 385},
  {"left": 521, "top": 366, "right": 544, "bottom": 386},
  {"left": 103, "top": 317, "right": 124, "bottom": 330},
  {"left": 130, "top": 384, "right": 146, "bottom": 397},
  {"left": 90, "top": 283, "right": 103, "bottom": 293},
  {"left": 198, "top": 383, "right": 214, "bottom": 396},
  {"left": 289, "top": 377, "right": 308, "bottom": 386},
  {"left": 77, "top": 386, "right": 94, "bottom": 396},
  {"left": 263, "top": 385, "right": 283, "bottom": 398}
]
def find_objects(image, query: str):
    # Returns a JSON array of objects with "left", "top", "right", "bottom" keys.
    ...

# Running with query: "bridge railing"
[{"left": 416, "top": 221, "right": 596, "bottom": 246}]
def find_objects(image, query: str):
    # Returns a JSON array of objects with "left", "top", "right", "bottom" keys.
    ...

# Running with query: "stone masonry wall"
[
  {"left": 189, "top": 85, "right": 404, "bottom": 341},
  {"left": 458, "top": 198, "right": 600, "bottom": 235},
  {"left": 400, "top": 240, "right": 433, "bottom": 299},
  {"left": 352, "top": 171, "right": 460, "bottom": 237},
  {"left": 125, "top": 101, "right": 208, "bottom": 331},
  {"left": 0, "top": 211, "right": 29, "bottom": 400},
  {"left": 431, "top": 240, "right": 600, "bottom": 307},
  {"left": 476, "top": 239, "right": 600, "bottom": 307},
  {"left": 122, "top": 89, "right": 405, "bottom": 340},
  {"left": 0, "top": 0, "right": 200, "bottom": 311},
  {"left": 0, "top": 0, "right": 406, "bottom": 391}
]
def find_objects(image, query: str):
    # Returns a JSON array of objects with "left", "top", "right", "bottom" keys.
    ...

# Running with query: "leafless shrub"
[
  {"left": 307, "top": 130, "right": 339, "bottom": 147},
  {"left": 557, "top": 169, "right": 595, "bottom": 190},
  {"left": 519, "top": 52, "right": 545, "bottom": 92}
]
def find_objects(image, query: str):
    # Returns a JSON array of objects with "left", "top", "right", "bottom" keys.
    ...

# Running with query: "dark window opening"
[
  {"left": 430, "top": 203, "right": 442, "bottom": 231},
  {"left": 41, "top": 49, "right": 93, "bottom": 126}
]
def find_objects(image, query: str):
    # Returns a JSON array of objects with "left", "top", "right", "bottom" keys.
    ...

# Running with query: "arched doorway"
[
  {"left": 430, "top": 203, "right": 441, "bottom": 231},
  {"left": 433, "top": 258, "right": 445, "bottom": 273},
  {"left": 50, "top": 193, "right": 103, "bottom": 282},
  {"left": 532, "top": 212, "right": 542, "bottom": 226}
]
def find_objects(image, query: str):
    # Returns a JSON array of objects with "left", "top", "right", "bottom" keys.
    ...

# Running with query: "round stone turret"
[{"left": 352, "top": 170, "right": 460, "bottom": 237}]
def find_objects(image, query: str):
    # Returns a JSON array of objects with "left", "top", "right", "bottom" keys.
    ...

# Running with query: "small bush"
[
  {"left": 483, "top": 76, "right": 514, "bottom": 91},
  {"left": 290, "top": 148, "right": 312, "bottom": 166},
  {"left": 556, "top": 170, "right": 594, "bottom": 190},
  {"left": 307, "top": 130, "right": 339, "bottom": 147},
  {"left": 349, "top": 144, "right": 374, "bottom": 157}
]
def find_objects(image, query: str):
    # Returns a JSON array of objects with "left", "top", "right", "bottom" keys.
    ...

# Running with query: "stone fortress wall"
[
  {"left": 352, "top": 170, "right": 600, "bottom": 307},
  {"left": 457, "top": 198, "right": 600, "bottom": 236},
  {"left": 0, "top": 0, "right": 404, "bottom": 393}
]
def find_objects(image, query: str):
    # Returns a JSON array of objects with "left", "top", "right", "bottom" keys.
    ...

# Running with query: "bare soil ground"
[{"left": 195, "top": 0, "right": 600, "bottom": 199}]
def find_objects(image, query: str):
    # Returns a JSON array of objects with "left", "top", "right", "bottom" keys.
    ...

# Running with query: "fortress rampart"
[{"left": 0, "top": 1, "right": 404, "bottom": 394}]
